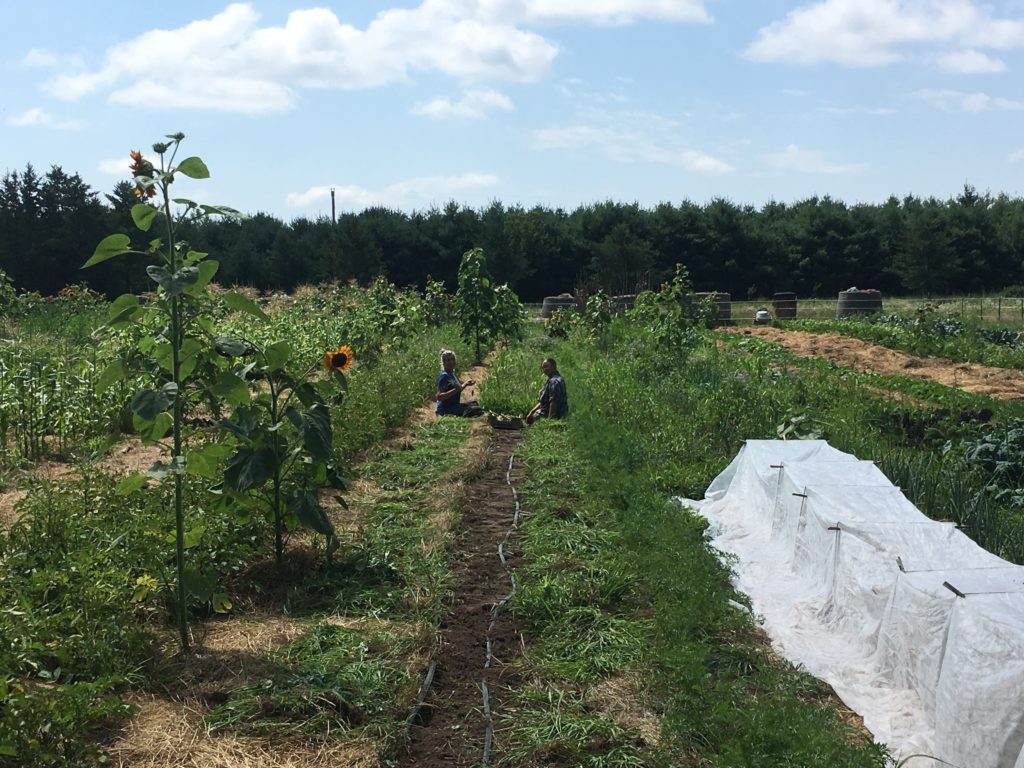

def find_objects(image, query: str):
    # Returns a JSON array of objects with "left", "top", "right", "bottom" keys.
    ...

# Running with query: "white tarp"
[{"left": 683, "top": 439, "right": 1024, "bottom": 768}]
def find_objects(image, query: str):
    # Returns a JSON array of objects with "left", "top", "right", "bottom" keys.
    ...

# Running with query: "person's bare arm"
[{"left": 436, "top": 383, "right": 462, "bottom": 401}]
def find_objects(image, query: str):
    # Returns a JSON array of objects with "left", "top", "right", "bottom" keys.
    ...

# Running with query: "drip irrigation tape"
[
  {"left": 406, "top": 660, "right": 437, "bottom": 725},
  {"left": 480, "top": 452, "right": 522, "bottom": 764},
  {"left": 482, "top": 680, "right": 494, "bottom": 764}
]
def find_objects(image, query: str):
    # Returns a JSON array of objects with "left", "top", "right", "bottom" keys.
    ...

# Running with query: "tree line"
[{"left": 3, "top": 162, "right": 1024, "bottom": 301}]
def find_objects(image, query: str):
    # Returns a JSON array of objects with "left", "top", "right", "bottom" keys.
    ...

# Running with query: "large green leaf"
[
  {"left": 293, "top": 381, "right": 324, "bottom": 409},
  {"left": 178, "top": 337, "right": 204, "bottom": 379},
  {"left": 224, "top": 445, "right": 276, "bottom": 491},
  {"left": 264, "top": 340, "right": 292, "bottom": 372},
  {"left": 181, "top": 569, "right": 216, "bottom": 602},
  {"left": 183, "top": 525, "right": 206, "bottom": 549},
  {"left": 96, "top": 359, "right": 128, "bottom": 393},
  {"left": 185, "top": 442, "right": 232, "bottom": 479},
  {"left": 131, "top": 387, "right": 170, "bottom": 420},
  {"left": 135, "top": 411, "right": 173, "bottom": 444},
  {"left": 189, "top": 259, "right": 219, "bottom": 292},
  {"left": 147, "top": 265, "right": 199, "bottom": 296},
  {"left": 103, "top": 293, "right": 142, "bottom": 328},
  {"left": 131, "top": 204, "right": 160, "bottom": 232},
  {"left": 84, "top": 234, "right": 132, "bottom": 267},
  {"left": 210, "top": 371, "right": 250, "bottom": 407},
  {"left": 288, "top": 490, "right": 335, "bottom": 536},
  {"left": 115, "top": 473, "right": 148, "bottom": 496},
  {"left": 219, "top": 406, "right": 260, "bottom": 441},
  {"left": 211, "top": 592, "right": 232, "bottom": 613},
  {"left": 213, "top": 336, "right": 252, "bottom": 358},
  {"left": 285, "top": 403, "right": 332, "bottom": 461},
  {"left": 200, "top": 203, "right": 244, "bottom": 218},
  {"left": 176, "top": 156, "right": 210, "bottom": 179},
  {"left": 223, "top": 291, "right": 270, "bottom": 321}
]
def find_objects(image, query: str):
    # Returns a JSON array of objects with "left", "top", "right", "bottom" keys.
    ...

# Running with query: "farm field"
[
  {"left": 729, "top": 325, "right": 1024, "bottom": 400},
  {"left": 6, "top": 263, "right": 1024, "bottom": 766}
]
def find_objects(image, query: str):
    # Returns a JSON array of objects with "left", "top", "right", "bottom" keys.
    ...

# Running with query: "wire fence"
[
  {"left": 728, "top": 296, "right": 1024, "bottom": 327},
  {"left": 526, "top": 297, "right": 1024, "bottom": 328}
]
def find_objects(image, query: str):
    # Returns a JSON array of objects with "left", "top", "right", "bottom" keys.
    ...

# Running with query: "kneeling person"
[
  {"left": 527, "top": 357, "right": 569, "bottom": 424},
  {"left": 436, "top": 349, "right": 482, "bottom": 416}
]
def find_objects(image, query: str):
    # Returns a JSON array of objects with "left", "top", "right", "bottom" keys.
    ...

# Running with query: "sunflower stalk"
[
  {"left": 85, "top": 132, "right": 241, "bottom": 654},
  {"left": 159, "top": 147, "right": 190, "bottom": 653}
]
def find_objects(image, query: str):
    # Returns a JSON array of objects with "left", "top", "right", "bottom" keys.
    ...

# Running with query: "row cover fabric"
[{"left": 682, "top": 440, "right": 1024, "bottom": 768}]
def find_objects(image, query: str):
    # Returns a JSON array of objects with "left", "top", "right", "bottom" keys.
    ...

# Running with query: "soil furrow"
[{"left": 401, "top": 427, "right": 525, "bottom": 768}]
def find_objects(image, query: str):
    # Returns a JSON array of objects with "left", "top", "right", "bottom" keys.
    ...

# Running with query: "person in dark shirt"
[
  {"left": 435, "top": 349, "right": 482, "bottom": 416},
  {"left": 527, "top": 357, "right": 569, "bottom": 424}
]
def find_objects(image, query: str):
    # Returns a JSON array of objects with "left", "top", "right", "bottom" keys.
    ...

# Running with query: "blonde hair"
[{"left": 440, "top": 349, "right": 456, "bottom": 363}]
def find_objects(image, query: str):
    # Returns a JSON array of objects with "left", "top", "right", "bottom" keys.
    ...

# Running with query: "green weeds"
[
  {"left": 204, "top": 622, "right": 415, "bottom": 744},
  {"left": 488, "top": 317, "right": 891, "bottom": 766}
]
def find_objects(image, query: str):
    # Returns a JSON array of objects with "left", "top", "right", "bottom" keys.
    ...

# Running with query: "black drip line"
[{"left": 481, "top": 452, "right": 522, "bottom": 765}]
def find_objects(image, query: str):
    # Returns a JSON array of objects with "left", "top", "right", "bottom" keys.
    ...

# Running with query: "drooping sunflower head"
[
  {"left": 129, "top": 150, "right": 157, "bottom": 199},
  {"left": 323, "top": 345, "right": 353, "bottom": 373}
]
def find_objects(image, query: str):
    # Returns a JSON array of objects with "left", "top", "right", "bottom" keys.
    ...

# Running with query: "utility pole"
[{"left": 330, "top": 187, "right": 336, "bottom": 224}]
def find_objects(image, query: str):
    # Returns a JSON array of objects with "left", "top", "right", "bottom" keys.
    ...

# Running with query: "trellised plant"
[{"left": 84, "top": 132, "right": 259, "bottom": 653}]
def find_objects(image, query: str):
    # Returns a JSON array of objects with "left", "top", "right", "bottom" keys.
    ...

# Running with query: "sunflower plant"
[
  {"left": 208, "top": 336, "right": 351, "bottom": 568},
  {"left": 84, "top": 133, "right": 259, "bottom": 652}
]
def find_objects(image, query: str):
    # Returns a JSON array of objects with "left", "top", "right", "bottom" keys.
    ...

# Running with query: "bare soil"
[
  {"left": 400, "top": 426, "right": 525, "bottom": 768},
  {"left": 731, "top": 326, "right": 1024, "bottom": 401}
]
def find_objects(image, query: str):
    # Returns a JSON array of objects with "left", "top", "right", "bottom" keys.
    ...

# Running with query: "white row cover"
[{"left": 682, "top": 440, "right": 1024, "bottom": 768}]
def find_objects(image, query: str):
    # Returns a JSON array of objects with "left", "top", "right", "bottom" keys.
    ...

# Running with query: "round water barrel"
[
  {"left": 772, "top": 292, "right": 798, "bottom": 319},
  {"left": 837, "top": 290, "right": 882, "bottom": 319},
  {"left": 694, "top": 292, "right": 732, "bottom": 324},
  {"left": 540, "top": 293, "right": 577, "bottom": 318}
]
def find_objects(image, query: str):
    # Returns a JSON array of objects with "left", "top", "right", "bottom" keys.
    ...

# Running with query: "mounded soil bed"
[{"left": 731, "top": 326, "right": 1024, "bottom": 401}]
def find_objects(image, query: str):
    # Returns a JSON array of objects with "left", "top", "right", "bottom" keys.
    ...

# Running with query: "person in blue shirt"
[
  {"left": 527, "top": 357, "right": 569, "bottom": 423},
  {"left": 435, "top": 349, "right": 482, "bottom": 416}
]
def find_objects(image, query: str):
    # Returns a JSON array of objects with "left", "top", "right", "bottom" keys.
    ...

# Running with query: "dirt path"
[
  {"left": 401, "top": 426, "right": 525, "bottom": 768},
  {"left": 730, "top": 326, "right": 1024, "bottom": 401}
]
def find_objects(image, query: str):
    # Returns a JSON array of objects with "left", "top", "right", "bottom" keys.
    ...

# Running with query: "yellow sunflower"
[{"left": 323, "top": 345, "right": 353, "bottom": 373}]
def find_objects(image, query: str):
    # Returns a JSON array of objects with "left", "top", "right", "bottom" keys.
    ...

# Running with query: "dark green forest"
[{"left": 3, "top": 163, "right": 1024, "bottom": 300}]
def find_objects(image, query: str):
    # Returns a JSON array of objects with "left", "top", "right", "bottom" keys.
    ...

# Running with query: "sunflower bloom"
[
  {"left": 323, "top": 345, "right": 353, "bottom": 373},
  {"left": 129, "top": 149, "right": 157, "bottom": 199}
]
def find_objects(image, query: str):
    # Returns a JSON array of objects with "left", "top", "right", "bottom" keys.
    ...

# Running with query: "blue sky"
[{"left": 3, "top": 0, "right": 1024, "bottom": 221}]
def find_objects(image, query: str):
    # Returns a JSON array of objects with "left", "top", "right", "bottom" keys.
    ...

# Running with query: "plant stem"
[
  {"left": 269, "top": 372, "right": 284, "bottom": 568},
  {"left": 163, "top": 173, "right": 190, "bottom": 654}
]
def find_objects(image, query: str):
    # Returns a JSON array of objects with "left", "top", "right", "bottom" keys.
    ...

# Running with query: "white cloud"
[
  {"left": 913, "top": 88, "right": 1024, "bottom": 112},
  {"left": 1010, "top": 149, "right": 1024, "bottom": 163},
  {"left": 99, "top": 157, "right": 132, "bottom": 175},
  {"left": 40, "top": 3, "right": 553, "bottom": 113},
  {"left": 412, "top": 88, "right": 514, "bottom": 119},
  {"left": 8, "top": 107, "right": 51, "bottom": 127},
  {"left": 287, "top": 172, "right": 499, "bottom": 210},
  {"left": 6, "top": 107, "right": 83, "bottom": 130},
  {"left": 746, "top": 0, "right": 1024, "bottom": 68},
  {"left": 34, "top": 1, "right": 711, "bottom": 114},
  {"left": 933, "top": 48, "right": 1007, "bottom": 72},
  {"left": 518, "top": 0, "right": 711, "bottom": 26},
  {"left": 764, "top": 144, "right": 865, "bottom": 174},
  {"left": 533, "top": 123, "right": 733, "bottom": 174}
]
